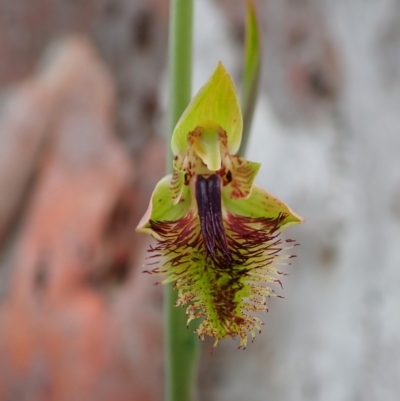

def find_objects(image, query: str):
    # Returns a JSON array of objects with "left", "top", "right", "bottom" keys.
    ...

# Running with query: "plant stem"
[
  {"left": 167, "top": 0, "right": 194, "bottom": 171},
  {"left": 165, "top": 1, "right": 198, "bottom": 401}
]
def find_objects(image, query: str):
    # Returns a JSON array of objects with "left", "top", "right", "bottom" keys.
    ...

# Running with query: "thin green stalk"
[
  {"left": 165, "top": 2, "right": 198, "bottom": 401},
  {"left": 167, "top": 0, "right": 194, "bottom": 171}
]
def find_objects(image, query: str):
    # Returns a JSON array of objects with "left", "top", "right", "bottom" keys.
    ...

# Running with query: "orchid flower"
[{"left": 137, "top": 62, "right": 303, "bottom": 348}]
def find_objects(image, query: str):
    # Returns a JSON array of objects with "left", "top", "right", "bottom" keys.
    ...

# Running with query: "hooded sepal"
[{"left": 171, "top": 62, "right": 243, "bottom": 158}]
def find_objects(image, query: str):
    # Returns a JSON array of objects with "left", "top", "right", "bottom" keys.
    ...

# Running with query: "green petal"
[
  {"left": 171, "top": 62, "right": 243, "bottom": 157},
  {"left": 225, "top": 155, "right": 261, "bottom": 200},
  {"left": 170, "top": 168, "right": 186, "bottom": 205},
  {"left": 222, "top": 184, "right": 303, "bottom": 230},
  {"left": 136, "top": 175, "right": 192, "bottom": 237}
]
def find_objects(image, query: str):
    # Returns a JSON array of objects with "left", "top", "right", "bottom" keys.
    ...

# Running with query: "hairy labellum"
[{"left": 147, "top": 192, "right": 297, "bottom": 348}]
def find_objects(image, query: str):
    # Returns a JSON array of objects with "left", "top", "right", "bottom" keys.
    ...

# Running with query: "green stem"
[
  {"left": 165, "top": 2, "right": 198, "bottom": 401},
  {"left": 167, "top": 0, "right": 194, "bottom": 171}
]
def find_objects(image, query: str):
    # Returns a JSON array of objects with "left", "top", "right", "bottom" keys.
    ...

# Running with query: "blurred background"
[{"left": 0, "top": 0, "right": 399, "bottom": 400}]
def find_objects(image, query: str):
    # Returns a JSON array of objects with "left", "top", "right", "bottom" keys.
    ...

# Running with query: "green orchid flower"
[{"left": 137, "top": 62, "right": 303, "bottom": 348}]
